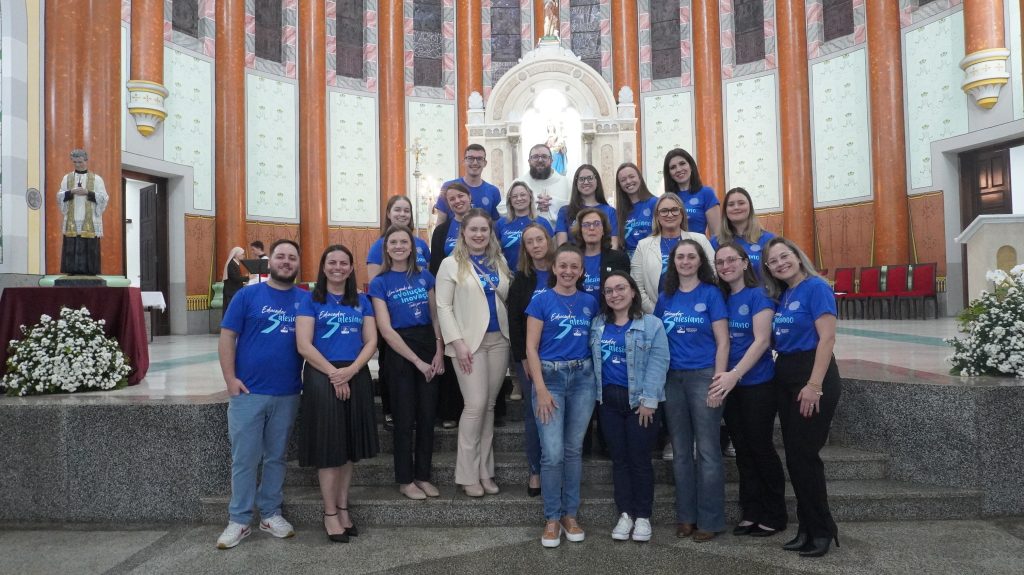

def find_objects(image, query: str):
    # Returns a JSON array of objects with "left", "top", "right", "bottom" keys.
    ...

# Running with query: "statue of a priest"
[{"left": 57, "top": 149, "right": 108, "bottom": 275}]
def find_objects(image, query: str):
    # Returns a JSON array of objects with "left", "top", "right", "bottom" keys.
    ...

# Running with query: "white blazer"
[
  {"left": 435, "top": 255, "right": 510, "bottom": 356},
  {"left": 630, "top": 232, "right": 716, "bottom": 313}
]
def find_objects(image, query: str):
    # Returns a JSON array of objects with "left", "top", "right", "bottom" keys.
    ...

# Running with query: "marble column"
[
  {"left": 961, "top": 0, "right": 1009, "bottom": 109},
  {"left": 692, "top": 0, "right": 725, "bottom": 197},
  {"left": 378, "top": 0, "right": 406, "bottom": 213},
  {"left": 867, "top": 0, "right": 910, "bottom": 264},
  {"left": 611, "top": 0, "right": 642, "bottom": 168},
  {"left": 456, "top": 0, "right": 483, "bottom": 156},
  {"left": 776, "top": 0, "right": 815, "bottom": 255},
  {"left": 297, "top": 0, "right": 328, "bottom": 281},
  {"left": 44, "top": 1, "right": 123, "bottom": 275},
  {"left": 128, "top": 0, "right": 168, "bottom": 137},
  {"left": 215, "top": 0, "right": 248, "bottom": 270}
]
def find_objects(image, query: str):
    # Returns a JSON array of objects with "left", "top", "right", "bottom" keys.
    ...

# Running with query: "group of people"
[{"left": 216, "top": 143, "right": 843, "bottom": 560}]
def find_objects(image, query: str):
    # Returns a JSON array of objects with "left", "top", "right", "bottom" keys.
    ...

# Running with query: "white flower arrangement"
[
  {"left": 946, "top": 264, "right": 1024, "bottom": 378},
  {"left": 2, "top": 306, "right": 131, "bottom": 396}
]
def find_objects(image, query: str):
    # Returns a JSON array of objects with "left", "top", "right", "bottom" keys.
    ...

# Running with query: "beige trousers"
[{"left": 453, "top": 332, "right": 510, "bottom": 485}]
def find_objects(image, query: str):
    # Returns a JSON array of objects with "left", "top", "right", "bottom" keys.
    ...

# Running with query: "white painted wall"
[
  {"left": 1010, "top": 145, "right": 1024, "bottom": 215},
  {"left": 124, "top": 179, "right": 145, "bottom": 287}
]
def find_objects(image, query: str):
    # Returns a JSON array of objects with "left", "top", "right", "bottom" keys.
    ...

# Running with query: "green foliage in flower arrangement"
[
  {"left": 945, "top": 266, "right": 1024, "bottom": 378},
  {"left": 2, "top": 306, "right": 131, "bottom": 396}
]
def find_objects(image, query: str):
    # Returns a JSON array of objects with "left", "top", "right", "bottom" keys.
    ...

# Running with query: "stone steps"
[
  {"left": 200, "top": 480, "right": 983, "bottom": 527},
  {"left": 283, "top": 445, "right": 888, "bottom": 487}
]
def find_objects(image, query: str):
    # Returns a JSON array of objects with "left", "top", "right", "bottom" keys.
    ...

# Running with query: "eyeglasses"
[
  {"left": 714, "top": 256, "right": 745, "bottom": 267},
  {"left": 658, "top": 207, "right": 682, "bottom": 216},
  {"left": 529, "top": 154, "right": 552, "bottom": 161},
  {"left": 765, "top": 251, "right": 796, "bottom": 268},
  {"left": 464, "top": 156, "right": 486, "bottom": 164},
  {"left": 577, "top": 175, "right": 596, "bottom": 183},
  {"left": 580, "top": 220, "right": 603, "bottom": 229},
  {"left": 603, "top": 284, "right": 630, "bottom": 296}
]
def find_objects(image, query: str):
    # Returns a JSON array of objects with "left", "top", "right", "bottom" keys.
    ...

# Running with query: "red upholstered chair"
[
  {"left": 832, "top": 267, "right": 855, "bottom": 319},
  {"left": 845, "top": 267, "right": 885, "bottom": 318},
  {"left": 900, "top": 263, "right": 939, "bottom": 319},
  {"left": 880, "top": 264, "right": 910, "bottom": 319}
]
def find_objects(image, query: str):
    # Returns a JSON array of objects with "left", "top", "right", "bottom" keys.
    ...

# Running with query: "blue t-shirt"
[
  {"left": 725, "top": 286, "right": 775, "bottom": 386},
  {"left": 773, "top": 276, "right": 837, "bottom": 354},
  {"left": 367, "top": 236, "right": 430, "bottom": 268},
  {"left": 533, "top": 269, "right": 551, "bottom": 299},
  {"left": 712, "top": 231, "right": 775, "bottom": 281},
  {"left": 220, "top": 282, "right": 304, "bottom": 395},
  {"left": 435, "top": 178, "right": 501, "bottom": 220},
  {"left": 555, "top": 204, "right": 619, "bottom": 240},
  {"left": 470, "top": 255, "right": 501, "bottom": 333},
  {"left": 657, "top": 236, "right": 682, "bottom": 292},
  {"left": 368, "top": 269, "right": 435, "bottom": 329},
  {"left": 444, "top": 219, "right": 461, "bottom": 256},
  {"left": 297, "top": 292, "right": 375, "bottom": 362},
  {"left": 600, "top": 321, "right": 629, "bottom": 388},
  {"left": 623, "top": 197, "right": 659, "bottom": 256},
  {"left": 496, "top": 216, "right": 553, "bottom": 271},
  {"left": 654, "top": 282, "right": 728, "bottom": 370},
  {"left": 582, "top": 253, "right": 602, "bottom": 297},
  {"left": 680, "top": 186, "right": 720, "bottom": 236},
  {"left": 525, "top": 289, "right": 598, "bottom": 361}
]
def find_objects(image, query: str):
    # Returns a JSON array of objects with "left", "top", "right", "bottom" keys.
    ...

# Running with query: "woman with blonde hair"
[
  {"left": 435, "top": 208, "right": 512, "bottom": 497},
  {"left": 712, "top": 187, "right": 775, "bottom": 279},
  {"left": 222, "top": 246, "right": 246, "bottom": 312},
  {"left": 496, "top": 181, "right": 553, "bottom": 271}
]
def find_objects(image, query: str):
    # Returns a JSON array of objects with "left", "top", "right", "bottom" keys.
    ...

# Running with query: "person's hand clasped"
[
  {"left": 431, "top": 352, "right": 446, "bottom": 378},
  {"left": 797, "top": 385, "right": 821, "bottom": 418},
  {"left": 708, "top": 370, "right": 739, "bottom": 408},
  {"left": 416, "top": 359, "right": 435, "bottom": 381},
  {"left": 334, "top": 381, "right": 351, "bottom": 401},
  {"left": 537, "top": 193, "right": 552, "bottom": 213}
]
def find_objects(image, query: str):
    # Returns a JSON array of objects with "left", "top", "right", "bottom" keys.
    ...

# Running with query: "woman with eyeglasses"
[
  {"left": 655, "top": 239, "right": 729, "bottom": 542},
  {"left": 711, "top": 242, "right": 787, "bottom": 539},
  {"left": 762, "top": 237, "right": 842, "bottom": 558},
  {"left": 574, "top": 207, "right": 630, "bottom": 299},
  {"left": 630, "top": 192, "right": 715, "bottom": 314},
  {"left": 663, "top": 148, "right": 721, "bottom": 238},
  {"left": 590, "top": 271, "right": 669, "bottom": 542},
  {"left": 525, "top": 244, "right": 599, "bottom": 548},
  {"left": 614, "top": 163, "right": 659, "bottom": 258},
  {"left": 712, "top": 188, "right": 775, "bottom": 280},
  {"left": 556, "top": 165, "right": 618, "bottom": 249},
  {"left": 496, "top": 181, "right": 554, "bottom": 272}
]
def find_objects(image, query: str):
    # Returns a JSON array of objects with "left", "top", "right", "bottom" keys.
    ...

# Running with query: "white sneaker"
[
  {"left": 611, "top": 512, "right": 633, "bottom": 541},
  {"left": 259, "top": 515, "right": 295, "bottom": 538},
  {"left": 632, "top": 518, "right": 652, "bottom": 542},
  {"left": 216, "top": 521, "right": 251, "bottom": 549},
  {"left": 662, "top": 443, "right": 674, "bottom": 461}
]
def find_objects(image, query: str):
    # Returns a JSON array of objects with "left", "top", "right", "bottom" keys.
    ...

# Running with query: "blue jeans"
[
  {"left": 599, "top": 384, "right": 659, "bottom": 518},
  {"left": 664, "top": 368, "right": 725, "bottom": 531},
  {"left": 227, "top": 393, "right": 300, "bottom": 525},
  {"left": 514, "top": 360, "right": 542, "bottom": 476},
  {"left": 535, "top": 359, "right": 597, "bottom": 521}
]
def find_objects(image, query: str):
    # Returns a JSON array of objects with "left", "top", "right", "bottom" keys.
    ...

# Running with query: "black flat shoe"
[
  {"left": 527, "top": 486, "right": 541, "bottom": 497},
  {"left": 338, "top": 507, "right": 358, "bottom": 537},
  {"left": 749, "top": 525, "right": 779, "bottom": 537},
  {"left": 323, "top": 512, "right": 349, "bottom": 543},
  {"left": 799, "top": 536, "right": 834, "bottom": 558},
  {"left": 783, "top": 530, "right": 809, "bottom": 551},
  {"left": 732, "top": 523, "right": 755, "bottom": 536}
]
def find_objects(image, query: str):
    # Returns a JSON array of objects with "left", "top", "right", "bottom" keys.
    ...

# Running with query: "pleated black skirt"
[{"left": 298, "top": 361, "right": 380, "bottom": 468}]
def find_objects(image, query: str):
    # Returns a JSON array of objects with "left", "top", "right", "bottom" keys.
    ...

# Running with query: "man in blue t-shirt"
[
  {"left": 434, "top": 143, "right": 502, "bottom": 224},
  {"left": 216, "top": 239, "right": 304, "bottom": 550}
]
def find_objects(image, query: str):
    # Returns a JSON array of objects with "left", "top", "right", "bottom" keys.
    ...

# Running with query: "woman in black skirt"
[{"left": 297, "top": 244, "right": 379, "bottom": 543}]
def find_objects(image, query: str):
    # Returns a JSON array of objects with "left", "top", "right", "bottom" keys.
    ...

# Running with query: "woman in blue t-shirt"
[
  {"left": 525, "top": 244, "right": 599, "bottom": 548},
  {"left": 574, "top": 208, "right": 630, "bottom": 300},
  {"left": 590, "top": 271, "right": 669, "bottom": 543},
  {"left": 296, "top": 245, "right": 379, "bottom": 543},
  {"left": 762, "top": 236, "right": 842, "bottom": 558},
  {"left": 614, "top": 163, "right": 659, "bottom": 258},
  {"left": 711, "top": 187, "right": 775, "bottom": 280},
  {"left": 711, "top": 242, "right": 787, "bottom": 538},
  {"left": 496, "top": 181, "right": 553, "bottom": 271},
  {"left": 654, "top": 239, "right": 729, "bottom": 541},
  {"left": 368, "top": 225, "right": 446, "bottom": 502},
  {"left": 663, "top": 148, "right": 721, "bottom": 238},
  {"left": 555, "top": 164, "right": 619, "bottom": 249}
]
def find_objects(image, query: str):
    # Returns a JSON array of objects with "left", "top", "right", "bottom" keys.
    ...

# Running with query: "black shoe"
[
  {"left": 323, "top": 512, "right": 349, "bottom": 543},
  {"left": 527, "top": 486, "right": 541, "bottom": 497},
  {"left": 783, "top": 530, "right": 809, "bottom": 551},
  {"left": 338, "top": 507, "right": 358, "bottom": 537},
  {"left": 799, "top": 536, "right": 834, "bottom": 558},
  {"left": 749, "top": 525, "right": 779, "bottom": 537},
  {"left": 732, "top": 523, "right": 755, "bottom": 536}
]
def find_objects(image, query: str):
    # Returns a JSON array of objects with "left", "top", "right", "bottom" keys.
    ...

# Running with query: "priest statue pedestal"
[{"left": 54, "top": 276, "right": 107, "bottom": 287}]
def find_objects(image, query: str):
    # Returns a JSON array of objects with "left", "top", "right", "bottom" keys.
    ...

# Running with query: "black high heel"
[
  {"left": 799, "top": 536, "right": 836, "bottom": 558},
  {"left": 323, "top": 512, "right": 349, "bottom": 543},
  {"left": 782, "top": 529, "right": 809, "bottom": 551},
  {"left": 338, "top": 506, "right": 359, "bottom": 537}
]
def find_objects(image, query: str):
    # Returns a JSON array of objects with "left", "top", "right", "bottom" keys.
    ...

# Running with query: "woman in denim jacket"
[{"left": 589, "top": 271, "right": 670, "bottom": 542}]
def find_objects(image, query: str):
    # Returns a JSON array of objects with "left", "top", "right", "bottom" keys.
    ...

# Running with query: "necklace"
[
  {"left": 327, "top": 291, "right": 345, "bottom": 306},
  {"left": 558, "top": 291, "right": 579, "bottom": 316}
]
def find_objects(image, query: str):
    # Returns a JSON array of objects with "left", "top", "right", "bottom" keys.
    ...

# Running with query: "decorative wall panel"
[
  {"left": 640, "top": 91, "right": 694, "bottom": 188},
  {"left": 166, "top": 0, "right": 216, "bottom": 56},
  {"left": 904, "top": 10, "right": 967, "bottom": 189},
  {"left": 246, "top": 0, "right": 298, "bottom": 77},
  {"left": 639, "top": 0, "right": 693, "bottom": 92},
  {"left": 814, "top": 201, "right": 874, "bottom": 271},
  {"left": 246, "top": 74, "right": 298, "bottom": 219},
  {"left": 557, "top": 0, "right": 613, "bottom": 83},
  {"left": 165, "top": 48, "right": 214, "bottom": 212},
  {"left": 184, "top": 215, "right": 215, "bottom": 297},
  {"left": 404, "top": 0, "right": 456, "bottom": 99},
  {"left": 810, "top": 49, "right": 871, "bottom": 203},
  {"left": 720, "top": 0, "right": 777, "bottom": 79},
  {"left": 482, "top": 0, "right": 533, "bottom": 99},
  {"left": 328, "top": 0, "right": 379, "bottom": 92},
  {"left": 899, "top": 0, "right": 962, "bottom": 28},
  {"left": 406, "top": 100, "right": 457, "bottom": 225},
  {"left": 328, "top": 227, "right": 380, "bottom": 288},
  {"left": 805, "top": 0, "right": 866, "bottom": 60},
  {"left": 724, "top": 75, "right": 781, "bottom": 211},
  {"left": 329, "top": 91, "right": 379, "bottom": 225},
  {"left": 909, "top": 191, "right": 947, "bottom": 275}
]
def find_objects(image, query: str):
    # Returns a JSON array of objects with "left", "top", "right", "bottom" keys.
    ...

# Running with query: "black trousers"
[
  {"left": 723, "top": 381, "right": 787, "bottom": 530},
  {"left": 775, "top": 351, "right": 842, "bottom": 540},
  {"left": 436, "top": 358, "right": 464, "bottom": 422},
  {"left": 388, "top": 325, "right": 439, "bottom": 484}
]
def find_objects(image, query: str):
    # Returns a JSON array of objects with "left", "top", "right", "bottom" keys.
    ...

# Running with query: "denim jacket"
[{"left": 589, "top": 314, "right": 670, "bottom": 409}]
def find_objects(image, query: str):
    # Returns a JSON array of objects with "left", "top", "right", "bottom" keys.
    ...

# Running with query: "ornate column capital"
[
  {"left": 126, "top": 80, "right": 169, "bottom": 136},
  {"left": 960, "top": 48, "right": 1011, "bottom": 109}
]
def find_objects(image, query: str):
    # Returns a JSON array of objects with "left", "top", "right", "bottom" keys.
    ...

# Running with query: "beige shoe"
[
  {"left": 541, "top": 520, "right": 562, "bottom": 548},
  {"left": 414, "top": 480, "right": 440, "bottom": 497},
  {"left": 462, "top": 483, "right": 485, "bottom": 497},
  {"left": 399, "top": 483, "right": 427, "bottom": 500},
  {"left": 481, "top": 478, "right": 500, "bottom": 495},
  {"left": 560, "top": 516, "right": 585, "bottom": 542}
]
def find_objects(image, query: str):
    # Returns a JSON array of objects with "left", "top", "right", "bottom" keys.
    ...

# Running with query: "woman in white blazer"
[
  {"left": 435, "top": 208, "right": 512, "bottom": 497},
  {"left": 631, "top": 192, "right": 716, "bottom": 313}
]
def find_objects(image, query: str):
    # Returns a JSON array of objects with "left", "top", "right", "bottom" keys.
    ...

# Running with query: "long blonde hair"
[
  {"left": 222, "top": 246, "right": 244, "bottom": 281},
  {"left": 761, "top": 236, "right": 822, "bottom": 300},
  {"left": 718, "top": 187, "right": 765, "bottom": 243},
  {"left": 504, "top": 181, "right": 539, "bottom": 222},
  {"left": 452, "top": 209, "right": 511, "bottom": 282}
]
